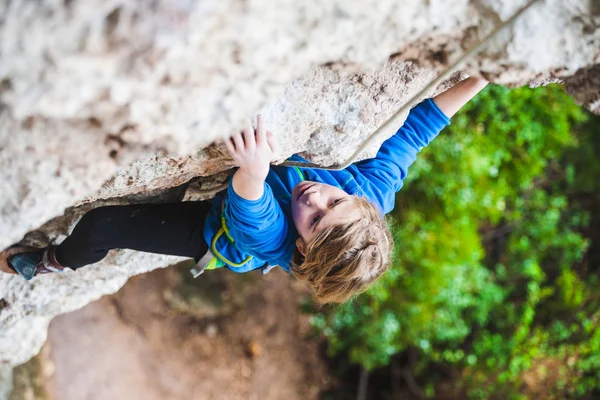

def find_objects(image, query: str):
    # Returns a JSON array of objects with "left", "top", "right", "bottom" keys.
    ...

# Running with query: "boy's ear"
[{"left": 296, "top": 238, "right": 306, "bottom": 256}]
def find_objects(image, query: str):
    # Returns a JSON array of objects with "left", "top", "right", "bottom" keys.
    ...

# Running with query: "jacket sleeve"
[
  {"left": 223, "top": 180, "right": 291, "bottom": 260},
  {"left": 355, "top": 98, "right": 450, "bottom": 214}
]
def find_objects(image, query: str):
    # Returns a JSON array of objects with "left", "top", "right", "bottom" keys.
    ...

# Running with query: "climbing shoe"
[{"left": 5, "top": 246, "right": 66, "bottom": 280}]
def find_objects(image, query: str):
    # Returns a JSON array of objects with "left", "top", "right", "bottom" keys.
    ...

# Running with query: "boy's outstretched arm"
[
  {"left": 433, "top": 76, "right": 489, "bottom": 118},
  {"left": 353, "top": 76, "right": 488, "bottom": 214}
]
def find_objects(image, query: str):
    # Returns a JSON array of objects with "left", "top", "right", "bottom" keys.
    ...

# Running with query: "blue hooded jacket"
[{"left": 202, "top": 98, "right": 450, "bottom": 273}]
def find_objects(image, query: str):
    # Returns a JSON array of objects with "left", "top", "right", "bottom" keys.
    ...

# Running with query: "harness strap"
[{"left": 293, "top": 166, "right": 305, "bottom": 182}]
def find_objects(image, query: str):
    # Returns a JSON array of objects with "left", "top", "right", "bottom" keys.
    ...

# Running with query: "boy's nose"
[{"left": 306, "top": 192, "right": 327, "bottom": 209}]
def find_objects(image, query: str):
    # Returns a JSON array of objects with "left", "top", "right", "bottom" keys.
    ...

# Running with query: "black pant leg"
[{"left": 55, "top": 201, "right": 212, "bottom": 269}]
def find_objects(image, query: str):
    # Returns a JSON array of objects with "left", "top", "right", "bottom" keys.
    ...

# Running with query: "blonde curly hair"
[{"left": 291, "top": 196, "right": 393, "bottom": 304}]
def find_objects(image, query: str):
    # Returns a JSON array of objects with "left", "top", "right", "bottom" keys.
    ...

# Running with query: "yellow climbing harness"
[
  {"left": 191, "top": 166, "right": 305, "bottom": 277},
  {"left": 209, "top": 199, "right": 254, "bottom": 269}
]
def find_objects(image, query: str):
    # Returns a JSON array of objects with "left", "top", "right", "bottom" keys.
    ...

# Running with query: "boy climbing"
[{"left": 0, "top": 76, "right": 488, "bottom": 303}]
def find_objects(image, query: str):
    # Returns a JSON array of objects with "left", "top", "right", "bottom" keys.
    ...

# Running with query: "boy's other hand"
[
  {"left": 432, "top": 76, "right": 489, "bottom": 118},
  {"left": 225, "top": 115, "right": 279, "bottom": 183}
]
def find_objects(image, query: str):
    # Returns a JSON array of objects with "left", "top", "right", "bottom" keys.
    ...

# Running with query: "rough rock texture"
[
  {"left": 1, "top": 0, "right": 599, "bottom": 367},
  {"left": 565, "top": 64, "right": 600, "bottom": 115}
]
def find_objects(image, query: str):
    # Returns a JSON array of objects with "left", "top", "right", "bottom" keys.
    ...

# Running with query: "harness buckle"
[{"left": 190, "top": 250, "right": 215, "bottom": 278}]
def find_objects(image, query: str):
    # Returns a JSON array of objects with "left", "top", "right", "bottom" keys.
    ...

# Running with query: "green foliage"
[{"left": 310, "top": 84, "right": 600, "bottom": 397}]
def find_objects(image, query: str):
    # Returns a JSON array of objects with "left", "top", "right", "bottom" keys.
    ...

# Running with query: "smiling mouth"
[{"left": 296, "top": 183, "right": 314, "bottom": 201}]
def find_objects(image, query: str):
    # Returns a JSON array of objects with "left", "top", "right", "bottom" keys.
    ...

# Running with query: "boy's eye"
[
  {"left": 330, "top": 198, "right": 343, "bottom": 207},
  {"left": 311, "top": 215, "right": 321, "bottom": 227}
]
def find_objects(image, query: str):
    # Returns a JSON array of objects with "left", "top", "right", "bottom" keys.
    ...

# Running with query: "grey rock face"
[{"left": 1, "top": 0, "right": 599, "bottom": 366}]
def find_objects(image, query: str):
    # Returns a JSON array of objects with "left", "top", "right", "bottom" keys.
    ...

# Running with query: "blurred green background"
[{"left": 308, "top": 84, "right": 600, "bottom": 399}]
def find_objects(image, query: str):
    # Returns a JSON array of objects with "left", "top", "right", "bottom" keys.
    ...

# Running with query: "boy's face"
[{"left": 291, "top": 181, "right": 361, "bottom": 253}]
